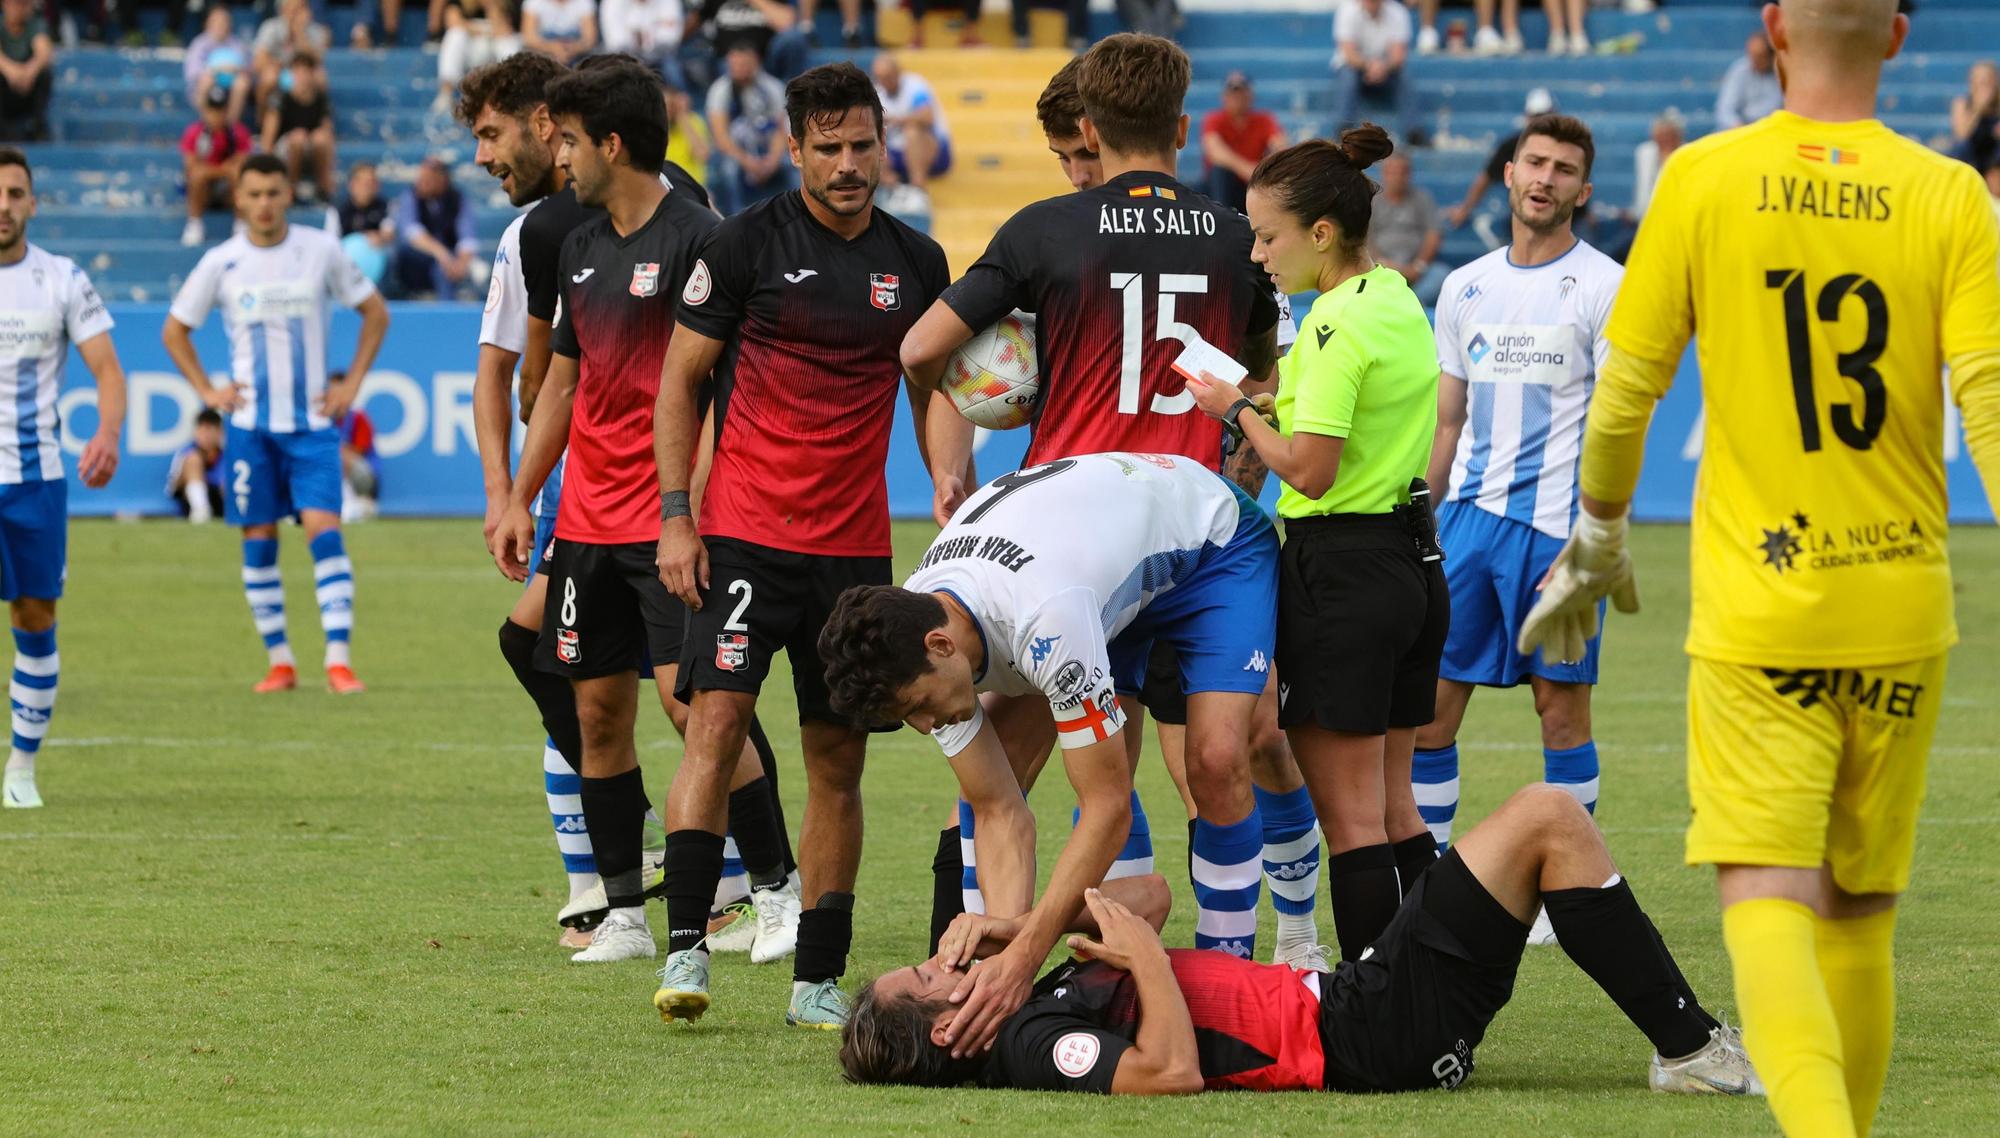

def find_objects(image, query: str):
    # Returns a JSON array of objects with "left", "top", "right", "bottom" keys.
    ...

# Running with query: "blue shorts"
[
  {"left": 528, "top": 456, "right": 565, "bottom": 585},
  {"left": 0, "top": 478, "right": 66, "bottom": 601},
  {"left": 889, "top": 136, "right": 953, "bottom": 182},
  {"left": 223, "top": 424, "right": 343, "bottom": 527},
  {"left": 1437, "top": 500, "right": 1600, "bottom": 687},
  {"left": 1109, "top": 482, "right": 1278, "bottom": 701}
]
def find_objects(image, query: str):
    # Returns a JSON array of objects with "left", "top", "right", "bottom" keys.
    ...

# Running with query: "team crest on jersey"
[
  {"left": 715, "top": 633, "right": 749, "bottom": 672},
  {"left": 869, "top": 273, "right": 901, "bottom": 311},
  {"left": 630, "top": 262, "right": 661, "bottom": 297},
  {"left": 556, "top": 628, "right": 581, "bottom": 664},
  {"left": 1559, "top": 275, "right": 1577, "bottom": 300}
]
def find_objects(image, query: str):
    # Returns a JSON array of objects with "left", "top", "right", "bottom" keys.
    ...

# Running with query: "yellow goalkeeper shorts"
[{"left": 1684, "top": 654, "right": 1946, "bottom": 895}]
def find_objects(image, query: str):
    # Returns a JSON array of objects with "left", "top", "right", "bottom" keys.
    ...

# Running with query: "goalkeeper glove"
[{"left": 1517, "top": 510, "right": 1641, "bottom": 664}]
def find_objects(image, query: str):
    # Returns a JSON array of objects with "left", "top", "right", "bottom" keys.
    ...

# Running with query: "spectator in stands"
[
  {"left": 1412, "top": 0, "right": 1521, "bottom": 56},
  {"left": 705, "top": 41, "right": 791, "bottom": 215},
  {"left": 263, "top": 50, "right": 337, "bottom": 204},
  {"left": 167, "top": 408, "right": 227, "bottom": 523},
  {"left": 1446, "top": 86, "right": 1552, "bottom": 243},
  {"left": 1369, "top": 151, "right": 1446, "bottom": 304},
  {"left": 1631, "top": 110, "right": 1682, "bottom": 220},
  {"left": 180, "top": 84, "right": 252, "bottom": 246},
  {"left": 1332, "top": 0, "right": 1419, "bottom": 144},
  {"left": 1011, "top": 0, "right": 1092, "bottom": 51},
  {"left": 252, "top": 0, "right": 331, "bottom": 111},
  {"left": 693, "top": 0, "right": 808, "bottom": 83},
  {"left": 436, "top": 0, "right": 522, "bottom": 115},
  {"left": 521, "top": 0, "right": 597, "bottom": 64},
  {"left": 872, "top": 52, "right": 951, "bottom": 205},
  {"left": 394, "top": 157, "right": 479, "bottom": 298},
  {"left": 1948, "top": 61, "right": 2000, "bottom": 173},
  {"left": 1199, "top": 70, "right": 1283, "bottom": 214},
  {"left": 1115, "top": 0, "right": 1177, "bottom": 39},
  {"left": 799, "top": 0, "right": 862, "bottom": 49},
  {"left": 331, "top": 161, "right": 397, "bottom": 285},
  {"left": 0, "top": 0, "right": 52, "bottom": 141},
  {"left": 185, "top": 5, "right": 250, "bottom": 122},
  {"left": 1713, "top": 33, "right": 1780, "bottom": 131},
  {"left": 336, "top": 393, "right": 382, "bottom": 521},
  {"left": 664, "top": 82, "right": 711, "bottom": 189},
  {"left": 601, "top": 0, "right": 687, "bottom": 90},
  {"left": 1541, "top": 0, "right": 1587, "bottom": 56}
]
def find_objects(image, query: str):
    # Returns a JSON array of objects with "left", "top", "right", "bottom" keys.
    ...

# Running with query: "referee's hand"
[
  {"left": 657, "top": 518, "right": 709, "bottom": 610},
  {"left": 1518, "top": 512, "right": 1640, "bottom": 664}
]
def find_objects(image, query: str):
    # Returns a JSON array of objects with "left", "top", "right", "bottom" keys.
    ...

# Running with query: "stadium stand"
[{"left": 23, "top": 0, "right": 2000, "bottom": 298}]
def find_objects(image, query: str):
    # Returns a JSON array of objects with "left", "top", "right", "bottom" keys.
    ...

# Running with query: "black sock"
[
  {"left": 929, "top": 825, "right": 963, "bottom": 957},
  {"left": 1328, "top": 843, "right": 1402, "bottom": 962},
  {"left": 728, "top": 777, "right": 791, "bottom": 892},
  {"left": 745, "top": 716, "right": 797, "bottom": 876},
  {"left": 498, "top": 618, "right": 584, "bottom": 771},
  {"left": 1392, "top": 832, "right": 1439, "bottom": 899},
  {"left": 795, "top": 892, "right": 855, "bottom": 984},
  {"left": 662, "top": 828, "right": 725, "bottom": 954},
  {"left": 1186, "top": 817, "right": 1198, "bottom": 881},
  {"left": 579, "top": 766, "right": 648, "bottom": 909},
  {"left": 1544, "top": 879, "right": 1716, "bottom": 1058}
]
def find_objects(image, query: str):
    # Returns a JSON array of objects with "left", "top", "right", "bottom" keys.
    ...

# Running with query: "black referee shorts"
[
  {"left": 1277, "top": 514, "right": 1449, "bottom": 734},
  {"left": 536, "top": 538, "right": 687, "bottom": 680},
  {"left": 1318, "top": 849, "right": 1530, "bottom": 1093}
]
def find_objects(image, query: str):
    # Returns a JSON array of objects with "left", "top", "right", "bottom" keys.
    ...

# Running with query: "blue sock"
[
  {"left": 7, "top": 625, "right": 58, "bottom": 775},
  {"left": 1254, "top": 784, "right": 1321, "bottom": 951},
  {"left": 957, "top": 799, "right": 983, "bottom": 914},
  {"left": 1413, "top": 744, "right": 1461, "bottom": 848},
  {"left": 1545, "top": 742, "right": 1600, "bottom": 815},
  {"left": 542, "top": 737, "right": 596, "bottom": 901},
  {"left": 242, "top": 538, "right": 292, "bottom": 666},
  {"left": 309, "top": 530, "right": 354, "bottom": 668},
  {"left": 1072, "top": 791, "right": 1155, "bottom": 880},
  {"left": 1191, "top": 808, "right": 1263, "bottom": 959}
]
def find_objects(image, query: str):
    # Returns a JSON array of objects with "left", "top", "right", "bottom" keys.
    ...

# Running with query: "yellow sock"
[
  {"left": 1818, "top": 908, "right": 1898, "bottom": 1138},
  {"left": 1722, "top": 898, "right": 1856, "bottom": 1138}
]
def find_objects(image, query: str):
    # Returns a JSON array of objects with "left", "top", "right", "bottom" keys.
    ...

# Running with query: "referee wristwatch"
[{"left": 1223, "top": 396, "right": 1258, "bottom": 440}]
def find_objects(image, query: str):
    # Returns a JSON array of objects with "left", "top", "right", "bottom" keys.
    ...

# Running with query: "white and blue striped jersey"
[
  {"left": 479, "top": 211, "right": 529, "bottom": 356},
  {"left": 168, "top": 225, "right": 378, "bottom": 435},
  {"left": 0, "top": 245, "right": 114, "bottom": 484},
  {"left": 1433, "top": 240, "right": 1621, "bottom": 540}
]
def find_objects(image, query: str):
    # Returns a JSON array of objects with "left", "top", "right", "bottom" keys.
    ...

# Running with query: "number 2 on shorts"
[{"left": 724, "top": 579, "right": 752, "bottom": 632}]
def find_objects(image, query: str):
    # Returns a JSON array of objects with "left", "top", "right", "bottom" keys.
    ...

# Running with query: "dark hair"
[
  {"left": 1248, "top": 125, "right": 1394, "bottom": 256},
  {"left": 240, "top": 153, "right": 289, "bottom": 181},
  {"left": 1514, "top": 113, "right": 1596, "bottom": 180},
  {"left": 0, "top": 146, "right": 31, "bottom": 189},
  {"left": 1036, "top": 56, "right": 1086, "bottom": 140},
  {"left": 1075, "top": 33, "right": 1190, "bottom": 156},
  {"left": 290, "top": 47, "right": 319, "bottom": 69},
  {"left": 786, "top": 61, "right": 883, "bottom": 142},
  {"left": 454, "top": 49, "right": 564, "bottom": 128},
  {"left": 839, "top": 980, "right": 986, "bottom": 1087},
  {"left": 195, "top": 408, "right": 223, "bottom": 427},
  {"left": 817, "top": 586, "right": 948, "bottom": 723},
  {"left": 545, "top": 61, "right": 669, "bottom": 174}
]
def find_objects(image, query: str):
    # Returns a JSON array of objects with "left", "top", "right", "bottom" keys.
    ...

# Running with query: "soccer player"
[
  {"left": 841, "top": 783, "right": 1757, "bottom": 1097},
  {"left": 1412, "top": 114, "right": 1624, "bottom": 946},
  {"left": 463, "top": 51, "right": 798, "bottom": 954},
  {"left": 903, "top": 34, "right": 1320, "bottom": 973},
  {"left": 1519, "top": 2, "right": 2000, "bottom": 1134},
  {"left": 820, "top": 452, "right": 1280, "bottom": 1060},
  {"left": 490, "top": 61, "right": 732, "bottom": 964},
  {"left": 0, "top": 147, "right": 126, "bottom": 811},
  {"left": 163, "top": 153, "right": 389, "bottom": 696},
  {"left": 650, "top": 61, "right": 950, "bottom": 1030}
]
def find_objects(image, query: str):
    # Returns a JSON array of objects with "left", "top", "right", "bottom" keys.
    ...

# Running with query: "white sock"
[{"left": 324, "top": 640, "right": 351, "bottom": 668}]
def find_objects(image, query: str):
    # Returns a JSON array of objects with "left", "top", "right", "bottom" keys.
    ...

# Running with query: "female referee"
[{"left": 1188, "top": 126, "right": 1449, "bottom": 963}]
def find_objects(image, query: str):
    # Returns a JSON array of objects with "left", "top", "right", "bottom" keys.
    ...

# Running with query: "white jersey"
[
  {"left": 480, "top": 212, "right": 529, "bottom": 355},
  {"left": 1273, "top": 288, "right": 1297, "bottom": 355},
  {"left": 0, "top": 245, "right": 113, "bottom": 484},
  {"left": 908, "top": 453, "right": 1243, "bottom": 757},
  {"left": 1433, "top": 240, "right": 1621, "bottom": 540},
  {"left": 168, "top": 225, "right": 378, "bottom": 435},
  {"left": 875, "top": 72, "right": 949, "bottom": 154}
]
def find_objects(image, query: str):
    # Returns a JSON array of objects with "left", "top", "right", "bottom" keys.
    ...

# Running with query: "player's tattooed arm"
[{"left": 1222, "top": 441, "right": 1270, "bottom": 499}]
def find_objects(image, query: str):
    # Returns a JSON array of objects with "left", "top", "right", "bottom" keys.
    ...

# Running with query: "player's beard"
[
  {"left": 0, "top": 215, "right": 22, "bottom": 256},
  {"left": 502, "top": 144, "right": 555, "bottom": 207},
  {"left": 807, "top": 170, "right": 878, "bottom": 217},
  {"left": 1511, "top": 184, "right": 1578, "bottom": 234}
]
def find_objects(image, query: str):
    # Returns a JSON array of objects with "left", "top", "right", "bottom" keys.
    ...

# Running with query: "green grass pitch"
[{"left": 5, "top": 519, "right": 1998, "bottom": 1136}]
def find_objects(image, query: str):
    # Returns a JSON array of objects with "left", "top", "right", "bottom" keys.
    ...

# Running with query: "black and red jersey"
[
  {"left": 676, "top": 191, "right": 949, "bottom": 558},
  {"left": 939, "top": 172, "right": 1278, "bottom": 470},
  {"left": 550, "top": 186, "right": 719, "bottom": 545},
  {"left": 520, "top": 165, "right": 711, "bottom": 324},
  {"left": 985, "top": 951, "right": 1326, "bottom": 1094}
]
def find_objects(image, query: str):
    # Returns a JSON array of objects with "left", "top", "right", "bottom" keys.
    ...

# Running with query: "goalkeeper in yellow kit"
[{"left": 1519, "top": 2, "right": 2000, "bottom": 1136}]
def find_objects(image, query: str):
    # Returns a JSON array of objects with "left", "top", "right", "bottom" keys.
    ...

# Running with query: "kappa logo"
[
  {"left": 683, "top": 259, "right": 713, "bottom": 305},
  {"left": 630, "top": 262, "right": 661, "bottom": 297},
  {"left": 555, "top": 628, "right": 581, "bottom": 664},
  {"left": 1051, "top": 1032, "right": 1101, "bottom": 1078},
  {"left": 1466, "top": 332, "right": 1491, "bottom": 365},
  {"left": 571, "top": 268, "right": 595, "bottom": 284},
  {"left": 1243, "top": 650, "right": 1268, "bottom": 673},
  {"left": 1268, "top": 858, "right": 1318, "bottom": 882},
  {"left": 1460, "top": 283, "right": 1480, "bottom": 302},
  {"left": 715, "top": 633, "right": 750, "bottom": 672},
  {"left": 784, "top": 269, "right": 819, "bottom": 283},
  {"left": 869, "top": 272, "right": 901, "bottom": 311},
  {"left": 1212, "top": 939, "right": 1252, "bottom": 959},
  {"left": 554, "top": 816, "right": 589, "bottom": 834},
  {"left": 1028, "top": 635, "right": 1060, "bottom": 665}
]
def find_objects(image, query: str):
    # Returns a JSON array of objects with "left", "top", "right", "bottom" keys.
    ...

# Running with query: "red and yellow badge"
[
  {"left": 1796, "top": 144, "right": 1860, "bottom": 166},
  {"left": 1125, "top": 184, "right": 1180, "bottom": 200}
]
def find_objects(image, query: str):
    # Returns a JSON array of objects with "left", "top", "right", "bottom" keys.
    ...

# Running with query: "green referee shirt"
[{"left": 1275, "top": 265, "right": 1439, "bottom": 519}]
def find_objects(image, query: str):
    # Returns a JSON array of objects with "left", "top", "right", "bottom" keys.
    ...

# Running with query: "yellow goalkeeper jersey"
[{"left": 1604, "top": 110, "right": 2000, "bottom": 667}]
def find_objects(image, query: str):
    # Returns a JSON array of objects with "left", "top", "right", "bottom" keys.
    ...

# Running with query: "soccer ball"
[{"left": 942, "top": 311, "right": 1040, "bottom": 430}]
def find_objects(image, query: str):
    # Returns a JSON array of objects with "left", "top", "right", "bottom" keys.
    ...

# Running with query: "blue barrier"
[{"left": 50, "top": 302, "right": 1995, "bottom": 524}]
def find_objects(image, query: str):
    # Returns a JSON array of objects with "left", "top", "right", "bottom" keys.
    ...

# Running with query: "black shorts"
[
  {"left": 171, "top": 485, "right": 226, "bottom": 518},
  {"left": 536, "top": 538, "right": 686, "bottom": 680},
  {"left": 675, "top": 537, "right": 892, "bottom": 726},
  {"left": 1140, "top": 639, "right": 1188, "bottom": 727},
  {"left": 1277, "top": 515, "right": 1449, "bottom": 734},
  {"left": 1318, "top": 849, "right": 1529, "bottom": 1092}
]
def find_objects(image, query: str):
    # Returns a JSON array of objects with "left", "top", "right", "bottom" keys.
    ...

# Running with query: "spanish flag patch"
[
  {"left": 1796, "top": 144, "right": 1860, "bottom": 166},
  {"left": 1126, "top": 185, "right": 1179, "bottom": 200}
]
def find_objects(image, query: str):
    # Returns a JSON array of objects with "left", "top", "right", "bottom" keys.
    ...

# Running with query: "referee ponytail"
[{"left": 1249, "top": 124, "right": 1393, "bottom": 258}]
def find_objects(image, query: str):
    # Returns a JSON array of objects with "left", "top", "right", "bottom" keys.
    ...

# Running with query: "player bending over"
[
  {"left": 841, "top": 784, "right": 1758, "bottom": 1098},
  {"left": 819, "top": 452, "right": 1275, "bottom": 1059}
]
